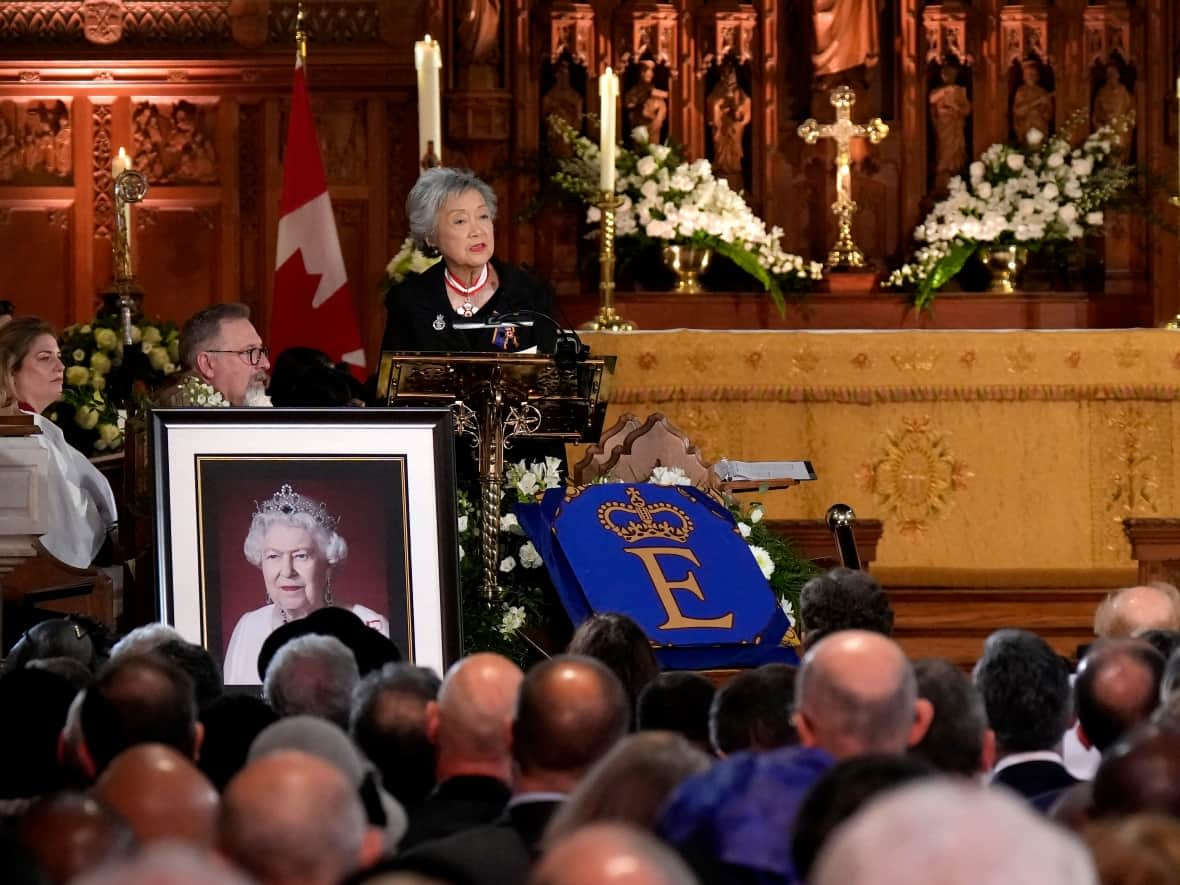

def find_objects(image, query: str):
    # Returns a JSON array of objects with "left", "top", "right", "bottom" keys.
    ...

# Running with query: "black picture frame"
[{"left": 152, "top": 407, "right": 461, "bottom": 683}]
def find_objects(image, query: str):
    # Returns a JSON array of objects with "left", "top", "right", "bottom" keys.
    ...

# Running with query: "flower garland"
[
  {"left": 48, "top": 315, "right": 182, "bottom": 454},
  {"left": 886, "top": 111, "right": 1136, "bottom": 309},
  {"left": 458, "top": 460, "right": 816, "bottom": 663},
  {"left": 550, "top": 117, "right": 823, "bottom": 311}
]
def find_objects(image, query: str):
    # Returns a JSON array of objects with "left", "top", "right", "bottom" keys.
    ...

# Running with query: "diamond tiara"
[{"left": 254, "top": 483, "right": 339, "bottom": 532}]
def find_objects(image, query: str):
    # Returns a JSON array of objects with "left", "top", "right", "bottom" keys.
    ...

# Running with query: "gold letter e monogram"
[{"left": 624, "top": 546, "right": 735, "bottom": 630}]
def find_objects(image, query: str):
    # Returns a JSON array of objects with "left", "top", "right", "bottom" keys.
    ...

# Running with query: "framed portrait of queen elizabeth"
[{"left": 152, "top": 408, "right": 461, "bottom": 684}]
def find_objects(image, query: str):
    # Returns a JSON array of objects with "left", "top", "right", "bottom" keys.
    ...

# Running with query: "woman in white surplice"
[
  {"left": 0, "top": 316, "right": 118, "bottom": 568},
  {"left": 222, "top": 483, "right": 389, "bottom": 684}
]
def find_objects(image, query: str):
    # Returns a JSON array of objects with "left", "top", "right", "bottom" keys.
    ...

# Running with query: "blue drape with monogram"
[{"left": 517, "top": 483, "right": 798, "bottom": 669}]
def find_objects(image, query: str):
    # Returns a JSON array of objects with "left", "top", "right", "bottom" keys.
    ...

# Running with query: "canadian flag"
[{"left": 272, "top": 55, "right": 366, "bottom": 378}]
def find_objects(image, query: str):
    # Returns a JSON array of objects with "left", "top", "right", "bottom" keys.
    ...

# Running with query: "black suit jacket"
[
  {"left": 992, "top": 759, "right": 1079, "bottom": 804},
  {"left": 391, "top": 798, "right": 562, "bottom": 885},
  {"left": 399, "top": 774, "right": 512, "bottom": 851},
  {"left": 381, "top": 259, "right": 555, "bottom": 354}
]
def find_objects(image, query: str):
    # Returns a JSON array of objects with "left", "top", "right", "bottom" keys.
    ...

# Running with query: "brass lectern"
[{"left": 376, "top": 352, "right": 615, "bottom": 601}]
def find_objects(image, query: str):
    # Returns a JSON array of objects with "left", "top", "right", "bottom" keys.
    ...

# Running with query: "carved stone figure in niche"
[
  {"left": 457, "top": 0, "right": 500, "bottom": 64},
  {"left": 542, "top": 58, "right": 584, "bottom": 156},
  {"left": 812, "top": 0, "right": 880, "bottom": 77},
  {"left": 1011, "top": 58, "right": 1054, "bottom": 145},
  {"left": 1092, "top": 61, "right": 1134, "bottom": 160},
  {"left": 0, "top": 100, "right": 71, "bottom": 184},
  {"left": 707, "top": 64, "right": 751, "bottom": 187},
  {"left": 132, "top": 100, "right": 218, "bottom": 184},
  {"left": 929, "top": 61, "right": 971, "bottom": 193},
  {"left": 624, "top": 61, "right": 668, "bottom": 143}
]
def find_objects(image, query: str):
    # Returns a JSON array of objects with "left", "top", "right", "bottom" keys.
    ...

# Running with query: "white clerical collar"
[{"left": 990, "top": 749, "right": 1064, "bottom": 780}]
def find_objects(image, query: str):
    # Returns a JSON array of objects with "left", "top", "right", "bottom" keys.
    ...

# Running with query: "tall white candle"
[
  {"left": 599, "top": 67, "right": 618, "bottom": 194},
  {"left": 415, "top": 35, "right": 443, "bottom": 170}
]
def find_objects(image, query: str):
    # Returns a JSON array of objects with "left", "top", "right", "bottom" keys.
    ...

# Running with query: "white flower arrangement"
[
  {"left": 649, "top": 465, "right": 693, "bottom": 487},
  {"left": 382, "top": 236, "right": 442, "bottom": 286},
  {"left": 550, "top": 116, "right": 822, "bottom": 310},
  {"left": 175, "top": 375, "right": 229, "bottom": 408},
  {"left": 887, "top": 111, "right": 1136, "bottom": 309}
]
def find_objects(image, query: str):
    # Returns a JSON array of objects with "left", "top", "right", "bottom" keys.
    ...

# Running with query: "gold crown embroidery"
[{"left": 597, "top": 487, "right": 693, "bottom": 544}]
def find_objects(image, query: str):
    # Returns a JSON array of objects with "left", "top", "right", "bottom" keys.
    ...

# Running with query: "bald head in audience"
[
  {"left": 1075, "top": 640, "right": 1164, "bottom": 753},
  {"left": 91, "top": 743, "right": 219, "bottom": 847},
  {"left": 17, "top": 792, "right": 136, "bottom": 884},
  {"left": 220, "top": 750, "right": 382, "bottom": 885},
  {"left": 795, "top": 630, "right": 933, "bottom": 759},
  {"left": 811, "top": 779, "right": 1097, "bottom": 885},
  {"left": 513, "top": 654, "right": 631, "bottom": 794},
  {"left": 530, "top": 823, "right": 698, "bottom": 885},
  {"left": 79, "top": 653, "right": 202, "bottom": 778},
  {"left": 428, "top": 652, "right": 523, "bottom": 782},
  {"left": 1095, "top": 583, "right": 1180, "bottom": 638}
]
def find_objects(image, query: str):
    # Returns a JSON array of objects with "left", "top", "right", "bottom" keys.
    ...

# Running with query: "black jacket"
[{"left": 381, "top": 259, "right": 555, "bottom": 354}]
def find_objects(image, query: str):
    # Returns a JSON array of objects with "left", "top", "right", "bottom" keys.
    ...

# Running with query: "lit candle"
[
  {"left": 599, "top": 67, "right": 618, "bottom": 194},
  {"left": 112, "top": 146, "right": 131, "bottom": 178},
  {"left": 415, "top": 35, "right": 443, "bottom": 171}
]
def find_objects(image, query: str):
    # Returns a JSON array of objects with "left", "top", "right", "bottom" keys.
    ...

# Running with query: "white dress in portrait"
[
  {"left": 222, "top": 602, "right": 390, "bottom": 685},
  {"left": 26, "top": 410, "right": 118, "bottom": 569}
]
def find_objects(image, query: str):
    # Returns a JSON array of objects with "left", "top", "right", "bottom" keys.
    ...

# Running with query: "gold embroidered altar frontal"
[{"left": 581, "top": 329, "right": 1180, "bottom": 578}]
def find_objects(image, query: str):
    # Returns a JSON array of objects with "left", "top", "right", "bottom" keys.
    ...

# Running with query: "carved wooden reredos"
[{"left": 0, "top": 1, "right": 1175, "bottom": 350}]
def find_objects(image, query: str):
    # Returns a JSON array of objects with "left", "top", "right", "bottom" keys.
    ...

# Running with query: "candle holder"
[
  {"left": 110, "top": 167, "right": 149, "bottom": 345},
  {"left": 581, "top": 192, "right": 636, "bottom": 332}
]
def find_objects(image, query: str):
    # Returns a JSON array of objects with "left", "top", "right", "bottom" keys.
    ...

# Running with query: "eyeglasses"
[{"left": 206, "top": 346, "right": 269, "bottom": 366}]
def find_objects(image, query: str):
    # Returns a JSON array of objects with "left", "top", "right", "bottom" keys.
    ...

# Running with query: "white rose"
[
  {"left": 1006, "top": 154, "right": 1025, "bottom": 171},
  {"left": 519, "top": 541, "right": 543, "bottom": 569},
  {"left": 631, "top": 125, "right": 650, "bottom": 144},
  {"left": 1047, "top": 152, "right": 1065, "bottom": 169},
  {"left": 500, "top": 513, "right": 521, "bottom": 534},
  {"left": 1025, "top": 128, "right": 1044, "bottom": 147},
  {"left": 1085, "top": 211, "right": 1104, "bottom": 226},
  {"left": 738, "top": 522, "right": 752, "bottom": 538},
  {"left": 969, "top": 161, "right": 985, "bottom": 181},
  {"left": 750, "top": 506, "right": 764, "bottom": 524},
  {"left": 457, "top": 515, "right": 468, "bottom": 533},
  {"left": 637, "top": 156, "right": 658, "bottom": 177},
  {"left": 499, "top": 556, "right": 517, "bottom": 573}
]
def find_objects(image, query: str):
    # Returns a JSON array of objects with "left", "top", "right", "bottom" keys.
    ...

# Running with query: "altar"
[{"left": 580, "top": 326, "right": 1179, "bottom": 663}]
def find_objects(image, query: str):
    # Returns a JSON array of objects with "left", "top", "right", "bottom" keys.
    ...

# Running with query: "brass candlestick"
[
  {"left": 581, "top": 191, "right": 636, "bottom": 332},
  {"left": 111, "top": 168, "right": 149, "bottom": 345}
]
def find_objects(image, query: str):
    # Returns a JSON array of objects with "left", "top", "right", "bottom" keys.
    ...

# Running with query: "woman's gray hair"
[
  {"left": 243, "top": 509, "right": 348, "bottom": 567},
  {"left": 405, "top": 166, "right": 498, "bottom": 249}
]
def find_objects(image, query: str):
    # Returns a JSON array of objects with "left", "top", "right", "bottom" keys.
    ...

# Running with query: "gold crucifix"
[{"left": 797, "top": 86, "right": 888, "bottom": 270}]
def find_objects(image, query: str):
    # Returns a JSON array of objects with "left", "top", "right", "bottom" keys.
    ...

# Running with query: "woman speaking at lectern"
[{"left": 381, "top": 166, "right": 555, "bottom": 354}]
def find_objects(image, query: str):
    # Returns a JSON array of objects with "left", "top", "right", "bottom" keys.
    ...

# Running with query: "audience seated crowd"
[{"left": 8, "top": 570, "right": 1180, "bottom": 884}]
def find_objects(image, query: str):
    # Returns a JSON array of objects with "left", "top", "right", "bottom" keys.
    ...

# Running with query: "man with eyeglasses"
[{"left": 176, "top": 302, "right": 272, "bottom": 407}]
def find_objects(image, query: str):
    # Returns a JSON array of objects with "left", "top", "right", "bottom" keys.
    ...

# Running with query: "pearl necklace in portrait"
[{"left": 444, "top": 265, "right": 489, "bottom": 318}]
